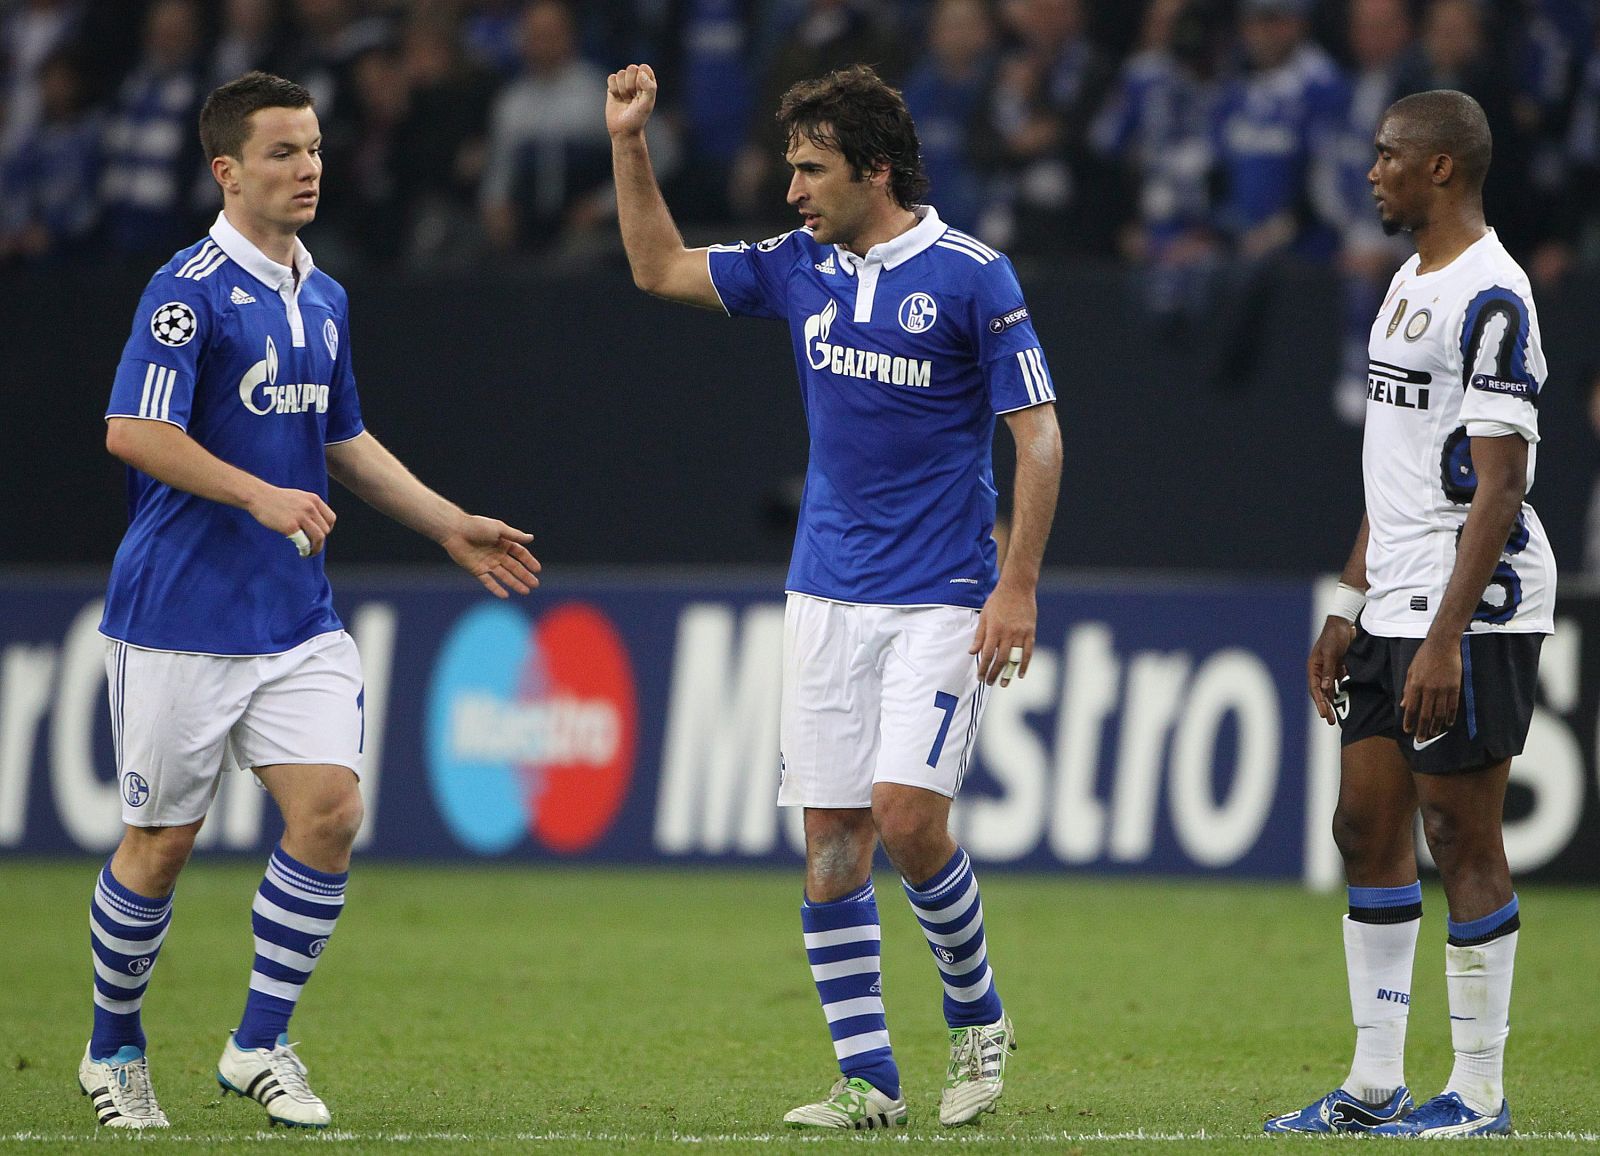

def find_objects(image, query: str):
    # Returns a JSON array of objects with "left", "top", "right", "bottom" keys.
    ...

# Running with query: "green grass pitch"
[{"left": 1, "top": 863, "right": 1596, "bottom": 1153}]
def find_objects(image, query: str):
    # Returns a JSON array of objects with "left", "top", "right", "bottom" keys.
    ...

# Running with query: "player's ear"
[
  {"left": 1431, "top": 152, "right": 1453, "bottom": 187},
  {"left": 211, "top": 154, "right": 237, "bottom": 195}
]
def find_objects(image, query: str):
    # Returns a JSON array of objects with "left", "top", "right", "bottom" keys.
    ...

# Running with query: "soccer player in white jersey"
[
  {"left": 80, "top": 72, "right": 540, "bottom": 1130},
  {"left": 1266, "top": 91, "right": 1552, "bottom": 1139},
  {"left": 608, "top": 63, "right": 1061, "bottom": 1129}
]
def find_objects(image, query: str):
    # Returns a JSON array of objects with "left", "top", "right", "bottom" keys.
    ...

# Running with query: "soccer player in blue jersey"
[
  {"left": 608, "top": 62, "right": 1062, "bottom": 1129},
  {"left": 79, "top": 72, "right": 540, "bottom": 1130}
]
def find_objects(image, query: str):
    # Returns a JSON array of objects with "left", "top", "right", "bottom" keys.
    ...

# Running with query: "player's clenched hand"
[
  {"left": 248, "top": 486, "right": 336, "bottom": 556},
  {"left": 1401, "top": 635, "right": 1461, "bottom": 743},
  {"left": 606, "top": 64, "right": 657, "bottom": 137},
  {"left": 442, "top": 515, "right": 541, "bottom": 598},
  {"left": 971, "top": 580, "right": 1036, "bottom": 687},
  {"left": 1307, "top": 616, "right": 1355, "bottom": 725}
]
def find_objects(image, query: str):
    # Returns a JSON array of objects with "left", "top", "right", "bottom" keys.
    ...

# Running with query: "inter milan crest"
[
  {"left": 1386, "top": 298, "right": 1407, "bottom": 339},
  {"left": 899, "top": 292, "right": 937, "bottom": 333},
  {"left": 1405, "top": 309, "right": 1432, "bottom": 341},
  {"left": 150, "top": 301, "right": 197, "bottom": 347}
]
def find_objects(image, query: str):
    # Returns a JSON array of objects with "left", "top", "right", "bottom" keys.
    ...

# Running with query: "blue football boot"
[
  {"left": 1370, "top": 1091, "right": 1510, "bottom": 1137},
  {"left": 1263, "top": 1086, "right": 1414, "bottom": 1134}
]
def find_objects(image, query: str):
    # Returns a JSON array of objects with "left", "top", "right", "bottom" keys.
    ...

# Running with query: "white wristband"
[{"left": 1329, "top": 582, "right": 1366, "bottom": 623}]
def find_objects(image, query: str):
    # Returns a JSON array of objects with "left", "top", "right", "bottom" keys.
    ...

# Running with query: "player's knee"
[
  {"left": 299, "top": 792, "right": 364, "bottom": 852},
  {"left": 871, "top": 803, "right": 938, "bottom": 866},
  {"left": 119, "top": 824, "right": 199, "bottom": 889}
]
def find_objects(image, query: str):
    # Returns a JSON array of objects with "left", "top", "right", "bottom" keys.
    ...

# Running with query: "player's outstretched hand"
[
  {"left": 606, "top": 63, "right": 657, "bottom": 137},
  {"left": 971, "top": 580, "right": 1036, "bottom": 687},
  {"left": 1400, "top": 634, "right": 1461, "bottom": 743},
  {"left": 1307, "top": 616, "right": 1355, "bottom": 725},
  {"left": 249, "top": 486, "right": 336, "bottom": 556},
  {"left": 443, "top": 516, "right": 541, "bottom": 598}
]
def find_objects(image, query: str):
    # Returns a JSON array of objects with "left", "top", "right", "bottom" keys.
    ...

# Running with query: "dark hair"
[
  {"left": 199, "top": 71, "right": 315, "bottom": 161},
  {"left": 777, "top": 65, "right": 928, "bottom": 210},
  {"left": 1384, "top": 89, "right": 1492, "bottom": 192}
]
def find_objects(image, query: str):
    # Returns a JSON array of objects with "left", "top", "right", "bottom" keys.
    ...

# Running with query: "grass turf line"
[{"left": 1, "top": 863, "right": 1595, "bottom": 1153}]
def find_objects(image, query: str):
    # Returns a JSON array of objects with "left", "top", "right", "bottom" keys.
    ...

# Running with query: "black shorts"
[{"left": 1335, "top": 627, "right": 1543, "bottom": 775}]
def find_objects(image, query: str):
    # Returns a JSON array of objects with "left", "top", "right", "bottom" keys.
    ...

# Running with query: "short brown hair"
[
  {"left": 199, "top": 71, "right": 314, "bottom": 161},
  {"left": 777, "top": 65, "right": 928, "bottom": 210}
]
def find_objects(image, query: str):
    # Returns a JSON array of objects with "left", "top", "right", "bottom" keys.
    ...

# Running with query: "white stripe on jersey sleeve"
[
  {"left": 138, "top": 363, "right": 157, "bottom": 418},
  {"left": 183, "top": 248, "right": 229, "bottom": 280},
  {"left": 175, "top": 242, "right": 217, "bottom": 279},
  {"left": 936, "top": 237, "right": 994, "bottom": 264},
  {"left": 1016, "top": 348, "right": 1052, "bottom": 404},
  {"left": 158, "top": 367, "right": 176, "bottom": 421},
  {"left": 1026, "top": 348, "right": 1054, "bottom": 401},
  {"left": 944, "top": 229, "right": 1000, "bottom": 260}
]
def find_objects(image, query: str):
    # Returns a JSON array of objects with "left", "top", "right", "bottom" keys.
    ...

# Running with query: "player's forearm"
[
  {"left": 999, "top": 415, "right": 1063, "bottom": 588},
  {"left": 611, "top": 132, "right": 689, "bottom": 294},
  {"left": 105, "top": 418, "right": 272, "bottom": 512},
  {"left": 326, "top": 433, "right": 464, "bottom": 544}
]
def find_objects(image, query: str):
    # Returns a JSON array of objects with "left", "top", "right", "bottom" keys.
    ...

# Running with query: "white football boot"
[
  {"left": 939, "top": 1013, "right": 1016, "bottom": 1125},
  {"left": 783, "top": 1076, "right": 907, "bottom": 1129},
  {"left": 78, "top": 1043, "right": 170, "bottom": 1129},
  {"left": 216, "top": 1033, "right": 331, "bottom": 1127}
]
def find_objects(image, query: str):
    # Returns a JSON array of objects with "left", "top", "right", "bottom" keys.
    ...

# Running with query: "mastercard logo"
[{"left": 425, "top": 602, "right": 637, "bottom": 854}]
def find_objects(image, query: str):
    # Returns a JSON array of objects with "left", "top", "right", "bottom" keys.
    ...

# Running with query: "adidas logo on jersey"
[
  {"left": 814, "top": 254, "right": 836, "bottom": 274},
  {"left": 230, "top": 286, "right": 256, "bottom": 304}
]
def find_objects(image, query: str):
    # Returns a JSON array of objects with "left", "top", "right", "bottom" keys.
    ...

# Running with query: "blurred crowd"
[{"left": 5, "top": 0, "right": 1600, "bottom": 413}]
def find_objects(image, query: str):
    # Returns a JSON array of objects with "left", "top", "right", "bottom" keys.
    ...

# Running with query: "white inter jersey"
[{"left": 1362, "top": 229, "right": 1554, "bottom": 637}]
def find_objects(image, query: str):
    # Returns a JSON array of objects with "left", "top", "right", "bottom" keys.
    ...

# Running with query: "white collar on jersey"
[
  {"left": 836, "top": 204, "right": 944, "bottom": 275},
  {"left": 208, "top": 210, "right": 315, "bottom": 296}
]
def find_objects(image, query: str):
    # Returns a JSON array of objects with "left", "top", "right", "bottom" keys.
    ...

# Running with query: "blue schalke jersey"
[
  {"left": 708, "top": 206, "right": 1055, "bottom": 608},
  {"left": 100, "top": 213, "right": 364, "bottom": 655}
]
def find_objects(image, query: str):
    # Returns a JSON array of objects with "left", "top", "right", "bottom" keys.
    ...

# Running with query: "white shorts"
[
  {"left": 106, "top": 630, "right": 364, "bottom": 827},
  {"left": 778, "top": 593, "right": 988, "bottom": 808}
]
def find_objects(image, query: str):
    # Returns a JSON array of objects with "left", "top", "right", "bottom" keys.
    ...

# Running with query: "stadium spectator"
[
  {"left": 390, "top": 12, "right": 497, "bottom": 267},
  {"left": 1202, "top": 0, "right": 1345, "bottom": 387},
  {"left": 319, "top": 40, "right": 408, "bottom": 268},
  {"left": 1323, "top": 0, "right": 1420, "bottom": 422},
  {"left": 461, "top": 0, "right": 528, "bottom": 78},
  {"left": 480, "top": 0, "right": 611, "bottom": 253},
  {"left": 0, "top": 45, "right": 99, "bottom": 263},
  {"left": 275, "top": 0, "right": 390, "bottom": 129},
  {"left": 1567, "top": 23, "right": 1600, "bottom": 264},
  {"left": 671, "top": 0, "right": 758, "bottom": 222},
  {"left": 98, "top": 0, "right": 207, "bottom": 259},
  {"left": 0, "top": 0, "right": 84, "bottom": 161},
  {"left": 208, "top": 0, "right": 292, "bottom": 91},
  {"left": 901, "top": 0, "right": 998, "bottom": 232},
  {"left": 1212, "top": 0, "right": 1346, "bottom": 261},
  {"left": 728, "top": 0, "right": 900, "bottom": 225},
  {"left": 1408, "top": 0, "right": 1528, "bottom": 252},
  {"left": 971, "top": 0, "right": 1116, "bottom": 253},
  {"left": 1091, "top": 0, "right": 1228, "bottom": 325}
]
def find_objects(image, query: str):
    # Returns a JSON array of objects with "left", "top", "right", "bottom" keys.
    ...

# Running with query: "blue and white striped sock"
[
  {"left": 903, "top": 848, "right": 1004, "bottom": 1028},
  {"left": 234, "top": 845, "right": 347, "bottom": 1050},
  {"left": 90, "top": 862, "right": 173, "bottom": 1059},
  {"left": 801, "top": 880, "right": 900, "bottom": 1099}
]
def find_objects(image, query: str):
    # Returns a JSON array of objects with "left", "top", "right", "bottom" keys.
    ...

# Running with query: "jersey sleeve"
[
  {"left": 969, "top": 255, "right": 1056, "bottom": 414},
  {"left": 1458, "top": 284, "right": 1541, "bottom": 444},
  {"left": 705, "top": 229, "right": 804, "bottom": 320},
  {"left": 105, "top": 278, "right": 211, "bottom": 430},
  {"left": 324, "top": 303, "right": 365, "bottom": 445}
]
